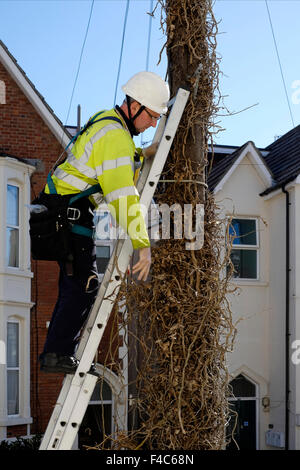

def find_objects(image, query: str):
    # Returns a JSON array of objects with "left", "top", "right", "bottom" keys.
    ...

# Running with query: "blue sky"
[{"left": 1, "top": 0, "right": 300, "bottom": 149}]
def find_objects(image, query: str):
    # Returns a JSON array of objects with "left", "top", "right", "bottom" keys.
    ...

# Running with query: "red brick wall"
[
  {"left": 0, "top": 61, "right": 64, "bottom": 435},
  {"left": 6, "top": 425, "right": 28, "bottom": 439}
]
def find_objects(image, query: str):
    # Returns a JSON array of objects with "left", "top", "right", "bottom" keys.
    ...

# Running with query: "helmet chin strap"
[{"left": 126, "top": 95, "right": 145, "bottom": 135}]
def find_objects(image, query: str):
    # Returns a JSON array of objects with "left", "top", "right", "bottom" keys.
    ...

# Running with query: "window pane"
[
  {"left": 94, "top": 212, "right": 110, "bottom": 240},
  {"left": 230, "top": 219, "right": 256, "bottom": 246},
  {"left": 230, "top": 249, "right": 257, "bottom": 279},
  {"left": 7, "top": 323, "right": 19, "bottom": 368},
  {"left": 229, "top": 374, "right": 256, "bottom": 398},
  {"left": 79, "top": 404, "right": 112, "bottom": 449},
  {"left": 7, "top": 185, "right": 19, "bottom": 226},
  {"left": 91, "top": 380, "right": 112, "bottom": 402},
  {"left": 96, "top": 246, "right": 111, "bottom": 274},
  {"left": 6, "top": 227, "right": 19, "bottom": 267},
  {"left": 7, "top": 370, "right": 19, "bottom": 415}
]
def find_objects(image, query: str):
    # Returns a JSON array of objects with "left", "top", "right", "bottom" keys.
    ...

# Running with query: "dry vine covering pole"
[{"left": 115, "top": 0, "right": 236, "bottom": 451}]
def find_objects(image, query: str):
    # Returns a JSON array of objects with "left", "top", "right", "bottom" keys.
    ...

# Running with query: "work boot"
[{"left": 39, "top": 353, "right": 79, "bottom": 374}]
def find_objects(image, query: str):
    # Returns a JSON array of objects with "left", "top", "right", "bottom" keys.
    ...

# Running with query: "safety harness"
[
  {"left": 30, "top": 111, "right": 143, "bottom": 264},
  {"left": 47, "top": 112, "right": 124, "bottom": 238}
]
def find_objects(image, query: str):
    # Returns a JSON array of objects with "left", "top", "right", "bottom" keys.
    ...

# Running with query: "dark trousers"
[{"left": 41, "top": 201, "right": 99, "bottom": 357}]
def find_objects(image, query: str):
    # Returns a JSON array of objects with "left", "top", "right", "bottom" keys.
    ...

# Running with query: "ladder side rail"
[
  {"left": 39, "top": 374, "right": 73, "bottom": 450},
  {"left": 139, "top": 88, "right": 189, "bottom": 209},
  {"left": 40, "top": 238, "right": 131, "bottom": 449},
  {"left": 39, "top": 243, "right": 128, "bottom": 449},
  {"left": 136, "top": 114, "right": 166, "bottom": 194},
  {"left": 75, "top": 239, "right": 133, "bottom": 373},
  {"left": 40, "top": 374, "right": 98, "bottom": 450},
  {"left": 40, "top": 376, "right": 83, "bottom": 450},
  {"left": 75, "top": 238, "right": 132, "bottom": 359},
  {"left": 39, "top": 239, "right": 132, "bottom": 450},
  {"left": 57, "top": 373, "right": 99, "bottom": 450}
]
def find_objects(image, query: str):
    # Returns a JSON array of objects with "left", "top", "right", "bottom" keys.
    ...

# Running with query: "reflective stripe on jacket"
[{"left": 45, "top": 109, "right": 150, "bottom": 250}]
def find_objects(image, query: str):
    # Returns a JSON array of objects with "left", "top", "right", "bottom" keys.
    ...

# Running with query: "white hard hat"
[{"left": 122, "top": 71, "right": 170, "bottom": 114}]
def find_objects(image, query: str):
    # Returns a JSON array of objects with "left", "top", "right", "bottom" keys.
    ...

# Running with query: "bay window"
[{"left": 0, "top": 156, "right": 35, "bottom": 437}]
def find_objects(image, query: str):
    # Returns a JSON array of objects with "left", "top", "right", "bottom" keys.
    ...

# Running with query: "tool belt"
[
  {"left": 30, "top": 193, "right": 72, "bottom": 262},
  {"left": 29, "top": 180, "right": 101, "bottom": 263},
  {"left": 29, "top": 112, "right": 121, "bottom": 263}
]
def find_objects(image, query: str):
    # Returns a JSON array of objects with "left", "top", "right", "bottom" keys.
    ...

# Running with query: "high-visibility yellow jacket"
[{"left": 45, "top": 109, "right": 150, "bottom": 250}]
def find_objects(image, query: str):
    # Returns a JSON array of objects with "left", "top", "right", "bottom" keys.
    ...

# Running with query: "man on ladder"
[{"left": 36, "top": 71, "right": 170, "bottom": 375}]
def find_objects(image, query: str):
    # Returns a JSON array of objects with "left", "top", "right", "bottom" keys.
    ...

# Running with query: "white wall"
[
  {"left": 264, "top": 191, "right": 286, "bottom": 442},
  {"left": 287, "top": 183, "right": 300, "bottom": 449},
  {"left": 215, "top": 153, "right": 272, "bottom": 449}
]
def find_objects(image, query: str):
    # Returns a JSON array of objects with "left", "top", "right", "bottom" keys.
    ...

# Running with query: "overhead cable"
[
  {"left": 265, "top": 0, "right": 295, "bottom": 128},
  {"left": 113, "top": 0, "right": 130, "bottom": 105},
  {"left": 141, "top": 0, "right": 154, "bottom": 147},
  {"left": 64, "top": 0, "right": 95, "bottom": 128},
  {"left": 145, "top": 0, "right": 154, "bottom": 72}
]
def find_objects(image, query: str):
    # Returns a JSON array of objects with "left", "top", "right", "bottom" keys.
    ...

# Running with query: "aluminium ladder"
[{"left": 39, "top": 87, "right": 190, "bottom": 450}]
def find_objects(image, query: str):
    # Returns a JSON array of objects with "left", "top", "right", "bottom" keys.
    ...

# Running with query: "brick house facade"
[{"left": 0, "top": 41, "right": 124, "bottom": 446}]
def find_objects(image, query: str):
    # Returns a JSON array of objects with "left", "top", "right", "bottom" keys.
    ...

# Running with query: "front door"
[
  {"left": 227, "top": 399, "right": 256, "bottom": 450},
  {"left": 226, "top": 374, "right": 257, "bottom": 450}
]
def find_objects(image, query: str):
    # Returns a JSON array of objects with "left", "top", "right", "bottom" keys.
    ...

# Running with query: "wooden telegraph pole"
[
  {"left": 164, "top": 0, "right": 218, "bottom": 204},
  {"left": 121, "top": 0, "right": 235, "bottom": 451}
]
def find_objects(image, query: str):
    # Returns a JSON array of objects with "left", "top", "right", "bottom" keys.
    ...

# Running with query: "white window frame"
[
  {"left": 73, "top": 364, "right": 127, "bottom": 450},
  {"left": 94, "top": 208, "right": 115, "bottom": 282},
  {"left": 0, "top": 309, "right": 32, "bottom": 436},
  {"left": 229, "top": 217, "right": 259, "bottom": 281},
  {"left": 3, "top": 162, "right": 34, "bottom": 275},
  {"left": 6, "top": 183, "right": 20, "bottom": 269},
  {"left": 1, "top": 311, "right": 32, "bottom": 428},
  {"left": 6, "top": 319, "right": 20, "bottom": 417},
  {"left": 94, "top": 208, "right": 113, "bottom": 241}
]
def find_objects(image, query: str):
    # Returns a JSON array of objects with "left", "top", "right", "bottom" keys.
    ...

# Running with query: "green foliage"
[{"left": 0, "top": 434, "right": 42, "bottom": 451}]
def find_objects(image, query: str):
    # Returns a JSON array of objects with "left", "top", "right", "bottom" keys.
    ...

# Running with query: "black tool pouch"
[{"left": 29, "top": 193, "right": 73, "bottom": 262}]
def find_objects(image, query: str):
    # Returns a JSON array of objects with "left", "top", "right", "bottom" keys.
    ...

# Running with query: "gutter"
[
  {"left": 260, "top": 174, "right": 298, "bottom": 197},
  {"left": 281, "top": 184, "right": 290, "bottom": 450}
]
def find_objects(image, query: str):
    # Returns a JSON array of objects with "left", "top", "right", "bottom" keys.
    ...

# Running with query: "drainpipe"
[{"left": 281, "top": 184, "right": 290, "bottom": 450}]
